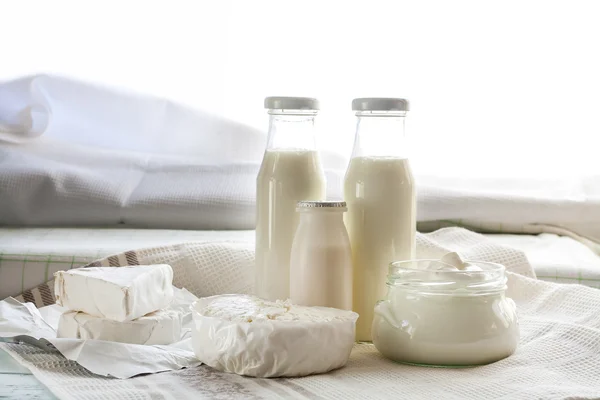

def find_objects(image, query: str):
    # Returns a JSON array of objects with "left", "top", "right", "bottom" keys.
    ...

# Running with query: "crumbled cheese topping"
[{"left": 200, "top": 295, "right": 355, "bottom": 323}]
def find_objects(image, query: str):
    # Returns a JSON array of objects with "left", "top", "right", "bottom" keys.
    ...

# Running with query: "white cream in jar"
[{"left": 372, "top": 255, "right": 519, "bottom": 366}]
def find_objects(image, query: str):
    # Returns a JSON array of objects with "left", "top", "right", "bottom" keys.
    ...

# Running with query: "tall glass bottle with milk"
[
  {"left": 256, "top": 97, "right": 326, "bottom": 301},
  {"left": 344, "top": 98, "right": 416, "bottom": 342}
]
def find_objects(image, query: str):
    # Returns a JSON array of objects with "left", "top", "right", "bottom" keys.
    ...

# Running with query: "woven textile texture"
[{"left": 3, "top": 228, "right": 600, "bottom": 399}]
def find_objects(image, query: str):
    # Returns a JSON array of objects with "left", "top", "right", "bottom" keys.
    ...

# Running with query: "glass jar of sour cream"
[{"left": 372, "top": 259, "right": 519, "bottom": 367}]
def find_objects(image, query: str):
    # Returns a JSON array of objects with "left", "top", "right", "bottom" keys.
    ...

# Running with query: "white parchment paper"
[{"left": 0, "top": 287, "right": 201, "bottom": 379}]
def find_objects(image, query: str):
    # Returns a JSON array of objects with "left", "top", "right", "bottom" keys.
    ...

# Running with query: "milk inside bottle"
[
  {"left": 344, "top": 98, "right": 416, "bottom": 342},
  {"left": 255, "top": 97, "right": 326, "bottom": 301}
]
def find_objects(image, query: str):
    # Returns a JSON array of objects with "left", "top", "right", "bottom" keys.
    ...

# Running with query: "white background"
[{"left": 1, "top": 0, "right": 599, "bottom": 177}]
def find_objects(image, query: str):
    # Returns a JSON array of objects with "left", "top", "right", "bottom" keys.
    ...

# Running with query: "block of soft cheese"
[
  {"left": 191, "top": 294, "right": 358, "bottom": 378},
  {"left": 54, "top": 265, "right": 174, "bottom": 321},
  {"left": 57, "top": 309, "right": 182, "bottom": 345}
]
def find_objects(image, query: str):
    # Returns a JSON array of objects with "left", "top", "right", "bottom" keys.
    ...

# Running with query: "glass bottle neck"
[
  {"left": 299, "top": 210, "right": 345, "bottom": 224},
  {"left": 266, "top": 111, "right": 318, "bottom": 151},
  {"left": 351, "top": 111, "right": 408, "bottom": 159}
]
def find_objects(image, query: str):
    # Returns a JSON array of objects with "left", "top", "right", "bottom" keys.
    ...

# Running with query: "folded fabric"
[
  {"left": 2, "top": 137, "right": 599, "bottom": 240},
  {"left": 1, "top": 75, "right": 599, "bottom": 241},
  {"left": 0, "top": 139, "right": 259, "bottom": 229},
  {"left": 414, "top": 173, "right": 600, "bottom": 242},
  {"left": 0, "top": 74, "right": 266, "bottom": 162}
]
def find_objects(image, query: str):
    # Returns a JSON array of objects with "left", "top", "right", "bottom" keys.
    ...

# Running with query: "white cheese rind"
[
  {"left": 191, "top": 294, "right": 358, "bottom": 378},
  {"left": 54, "top": 265, "right": 174, "bottom": 321},
  {"left": 57, "top": 309, "right": 182, "bottom": 345}
]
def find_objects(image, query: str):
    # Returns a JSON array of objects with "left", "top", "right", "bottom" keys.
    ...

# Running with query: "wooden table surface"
[{"left": 0, "top": 348, "right": 57, "bottom": 400}]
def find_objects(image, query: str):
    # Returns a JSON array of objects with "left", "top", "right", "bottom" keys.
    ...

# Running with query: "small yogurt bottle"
[
  {"left": 289, "top": 201, "right": 352, "bottom": 311},
  {"left": 372, "top": 259, "right": 519, "bottom": 367}
]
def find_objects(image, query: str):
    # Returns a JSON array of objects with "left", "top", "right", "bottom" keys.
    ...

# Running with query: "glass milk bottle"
[
  {"left": 344, "top": 98, "right": 416, "bottom": 342},
  {"left": 255, "top": 97, "right": 326, "bottom": 301}
]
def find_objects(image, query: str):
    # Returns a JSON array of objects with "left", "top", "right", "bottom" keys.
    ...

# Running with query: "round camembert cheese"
[{"left": 191, "top": 294, "right": 358, "bottom": 377}]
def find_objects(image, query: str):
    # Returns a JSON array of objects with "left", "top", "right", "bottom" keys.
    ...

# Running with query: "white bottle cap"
[
  {"left": 352, "top": 98, "right": 409, "bottom": 112},
  {"left": 264, "top": 97, "right": 320, "bottom": 111}
]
